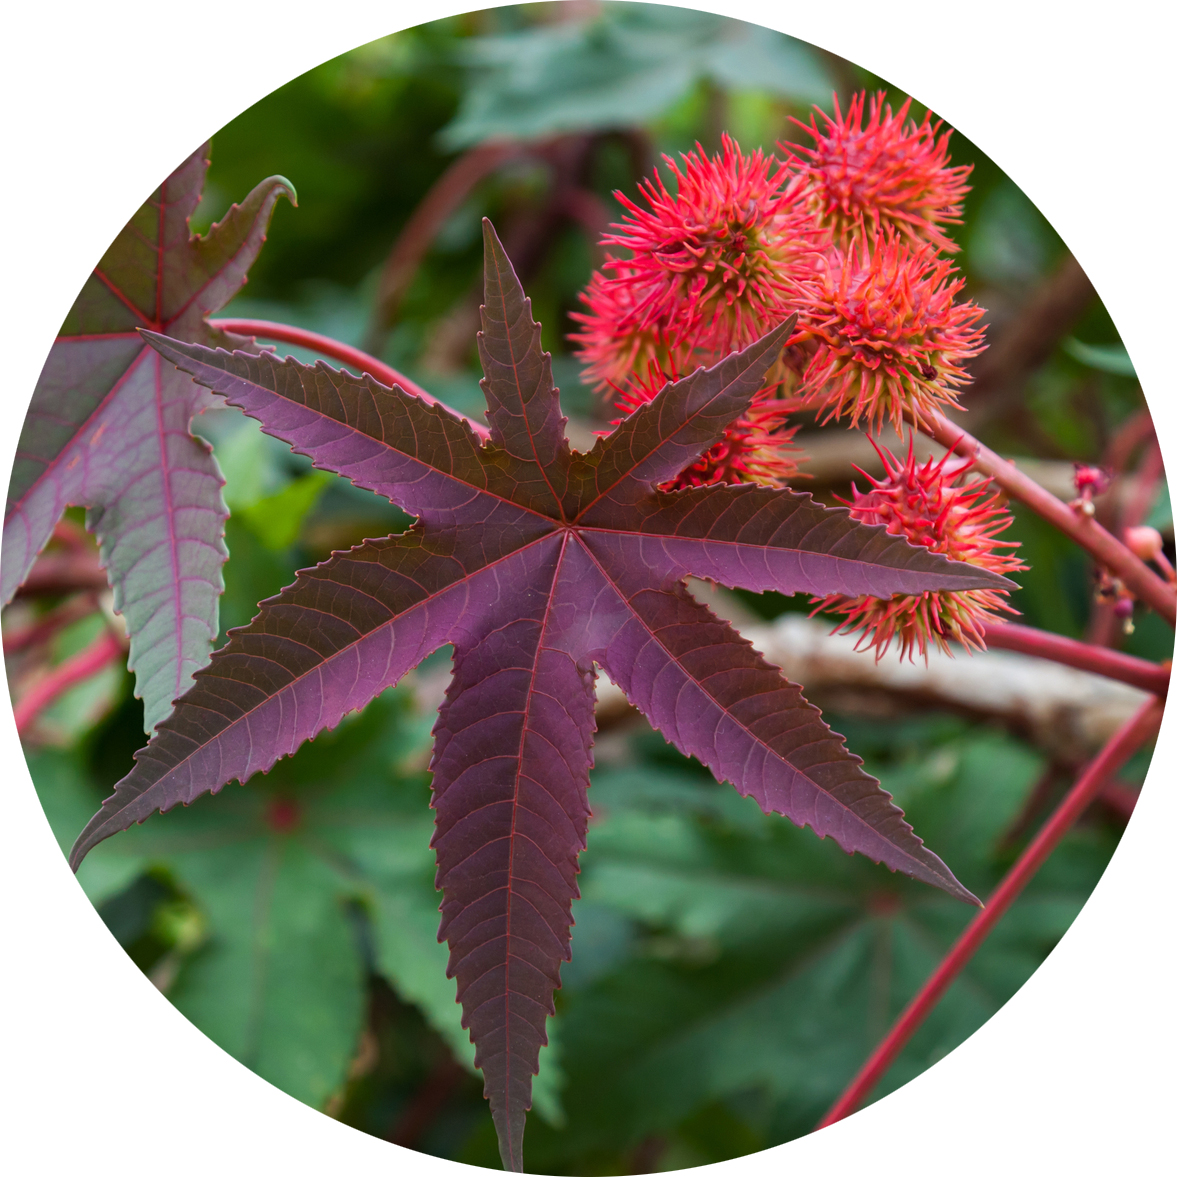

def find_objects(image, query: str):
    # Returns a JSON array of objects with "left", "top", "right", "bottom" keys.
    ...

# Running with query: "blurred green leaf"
[
  {"left": 28, "top": 690, "right": 484, "bottom": 1112},
  {"left": 238, "top": 471, "right": 333, "bottom": 550},
  {"left": 521, "top": 721, "right": 1113, "bottom": 1169},
  {"left": 28, "top": 750, "right": 145, "bottom": 905},
  {"left": 167, "top": 836, "right": 366, "bottom": 1109},
  {"left": 440, "top": 3, "right": 831, "bottom": 149},
  {"left": 1062, "top": 336, "right": 1137, "bottom": 378},
  {"left": 966, "top": 179, "right": 1060, "bottom": 289}
]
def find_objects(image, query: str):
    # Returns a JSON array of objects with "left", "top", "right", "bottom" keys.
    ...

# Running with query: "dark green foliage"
[
  {"left": 512, "top": 720, "right": 1118, "bottom": 1173},
  {"left": 31, "top": 693, "right": 1121, "bottom": 1170},
  {"left": 33, "top": 689, "right": 472, "bottom": 1109},
  {"left": 440, "top": 4, "right": 833, "bottom": 149}
]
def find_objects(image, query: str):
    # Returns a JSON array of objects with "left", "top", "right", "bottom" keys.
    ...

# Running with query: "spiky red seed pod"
[
  {"left": 790, "top": 232, "right": 986, "bottom": 435},
  {"left": 615, "top": 361, "right": 804, "bottom": 489},
  {"left": 571, "top": 134, "right": 823, "bottom": 394},
  {"left": 571, "top": 267, "right": 677, "bottom": 394},
  {"left": 788, "top": 91, "right": 972, "bottom": 253},
  {"left": 813, "top": 442, "right": 1026, "bottom": 661}
]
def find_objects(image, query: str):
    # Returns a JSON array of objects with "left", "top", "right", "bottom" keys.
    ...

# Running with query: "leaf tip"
[{"left": 272, "top": 174, "right": 298, "bottom": 208}]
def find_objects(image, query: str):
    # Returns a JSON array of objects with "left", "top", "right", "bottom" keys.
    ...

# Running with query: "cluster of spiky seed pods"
[{"left": 573, "top": 91, "right": 1022, "bottom": 659}]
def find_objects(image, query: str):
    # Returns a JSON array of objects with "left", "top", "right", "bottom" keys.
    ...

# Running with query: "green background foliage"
[{"left": 16, "top": 3, "right": 1164, "bottom": 1172}]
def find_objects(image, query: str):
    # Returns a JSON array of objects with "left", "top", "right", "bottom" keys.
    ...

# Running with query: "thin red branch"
[
  {"left": 816, "top": 694, "right": 1164, "bottom": 1129},
  {"left": 1120, "top": 436, "right": 1165, "bottom": 533},
  {"left": 208, "top": 319, "right": 491, "bottom": 439},
  {"left": 13, "top": 626, "right": 127, "bottom": 736},
  {"left": 387, "top": 1054, "right": 466, "bottom": 1148},
  {"left": 917, "top": 407, "right": 1176, "bottom": 627},
  {"left": 963, "top": 253, "right": 1096, "bottom": 423},
  {"left": 980, "top": 621, "right": 1169, "bottom": 696},
  {"left": 1098, "top": 780, "right": 1141, "bottom": 822},
  {"left": 3, "top": 595, "right": 100, "bottom": 656},
  {"left": 368, "top": 141, "right": 520, "bottom": 343},
  {"left": 1104, "top": 408, "right": 1154, "bottom": 478},
  {"left": 50, "top": 517, "right": 90, "bottom": 553},
  {"left": 15, "top": 551, "right": 108, "bottom": 598}
]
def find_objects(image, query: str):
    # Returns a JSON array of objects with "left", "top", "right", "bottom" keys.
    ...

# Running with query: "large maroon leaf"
[
  {"left": 571, "top": 546, "right": 974, "bottom": 901},
  {"left": 562, "top": 314, "right": 797, "bottom": 516},
  {"left": 72, "top": 221, "right": 1015, "bottom": 1169},
  {"left": 478, "top": 221, "right": 573, "bottom": 514},
  {"left": 3, "top": 145, "right": 293, "bottom": 731},
  {"left": 71, "top": 526, "right": 548, "bottom": 858},
  {"left": 578, "top": 481, "right": 1002, "bottom": 597},
  {"left": 432, "top": 534, "right": 595, "bottom": 1170},
  {"left": 139, "top": 334, "right": 550, "bottom": 529}
]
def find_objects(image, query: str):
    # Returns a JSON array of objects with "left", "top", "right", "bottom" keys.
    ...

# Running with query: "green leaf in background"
[
  {"left": 27, "top": 690, "right": 474, "bottom": 1111},
  {"left": 30, "top": 749, "right": 145, "bottom": 906},
  {"left": 24, "top": 653, "right": 1125, "bottom": 1165},
  {"left": 1062, "top": 336, "right": 1137, "bottom": 378},
  {"left": 440, "top": 3, "right": 832, "bottom": 149},
  {"left": 515, "top": 719, "right": 1118, "bottom": 1172},
  {"left": 167, "top": 834, "right": 365, "bottom": 1108},
  {"left": 238, "top": 471, "right": 334, "bottom": 550}
]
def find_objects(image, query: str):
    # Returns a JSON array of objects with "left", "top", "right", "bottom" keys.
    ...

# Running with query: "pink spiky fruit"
[
  {"left": 571, "top": 134, "right": 822, "bottom": 394},
  {"left": 813, "top": 442, "right": 1026, "bottom": 660},
  {"left": 790, "top": 232, "right": 986, "bottom": 434},
  {"left": 788, "top": 90, "right": 971, "bottom": 253}
]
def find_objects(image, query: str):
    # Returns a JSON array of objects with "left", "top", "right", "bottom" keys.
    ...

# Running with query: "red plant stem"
[
  {"left": 387, "top": 1054, "right": 466, "bottom": 1148},
  {"left": 980, "top": 621, "right": 1169, "bottom": 697},
  {"left": 1098, "top": 780, "right": 1141, "bottom": 822},
  {"left": 51, "top": 517, "right": 91, "bottom": 553},
  {"left": 1120, "top": 436, "right": 1165, "bottom": 534},
  {"left": 916, "top": 407, "right": 1176, "bottom": 627},
  {"left": 3, "top": 594, "right": 100, "bottom": 655},
  {"left": 15, "top": 551, "right": 108, "bottom": 598},
  {"left": 816, "top": 694, "right": 1165, "bottom": 1130},
  {"left": 1103, "top": 406, "right": 1154, "bottom": 477},
  {"left": 13, "top": 627, "right": 127, "bottom": 736},
  {"left": 369, "top": 141, "right": 519, "bottom": 339},
  {"left": 209, "top": 319, "right": 491, "bottom": 439}
]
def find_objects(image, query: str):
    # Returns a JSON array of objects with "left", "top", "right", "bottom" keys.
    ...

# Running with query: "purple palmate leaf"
[
  {"left": 432, "top": 534, "right": 595, "bottom": 1171},
  {"left": 4, "top": 145, "right": 293, "bottom": 731},
  {"left": 74, "top": 221, "right": 1014, "bottom": 1170},
  {"left": 571, "top": 546, "right": 974, "bottom": 901},
  {"left": 578, "top": 481, "right": 1002, "bottom": 597},
  {"left": 478, "top": 222, "right": 573, "bottom": 499}
]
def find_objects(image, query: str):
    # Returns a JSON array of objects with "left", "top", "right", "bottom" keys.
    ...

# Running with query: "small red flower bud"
[
  {"left": 1072, "top": 463, "right": 1111, "bottom": 497},
  {"left": 1124, "top": 525, "right": 1163, "bottom": 563}
]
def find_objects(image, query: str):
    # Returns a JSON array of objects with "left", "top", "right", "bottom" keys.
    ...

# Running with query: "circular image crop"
[{"left": 6, "top": 4, "right": 1170, "bottom": 1173}]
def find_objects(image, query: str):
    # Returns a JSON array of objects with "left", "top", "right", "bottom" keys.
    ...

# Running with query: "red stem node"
[
  {"left": 816, "top": 694, "right": 1165, "bottom": 1129},
  {"left": 209, "top": 319, "right": 491, "bottom": 439}
]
